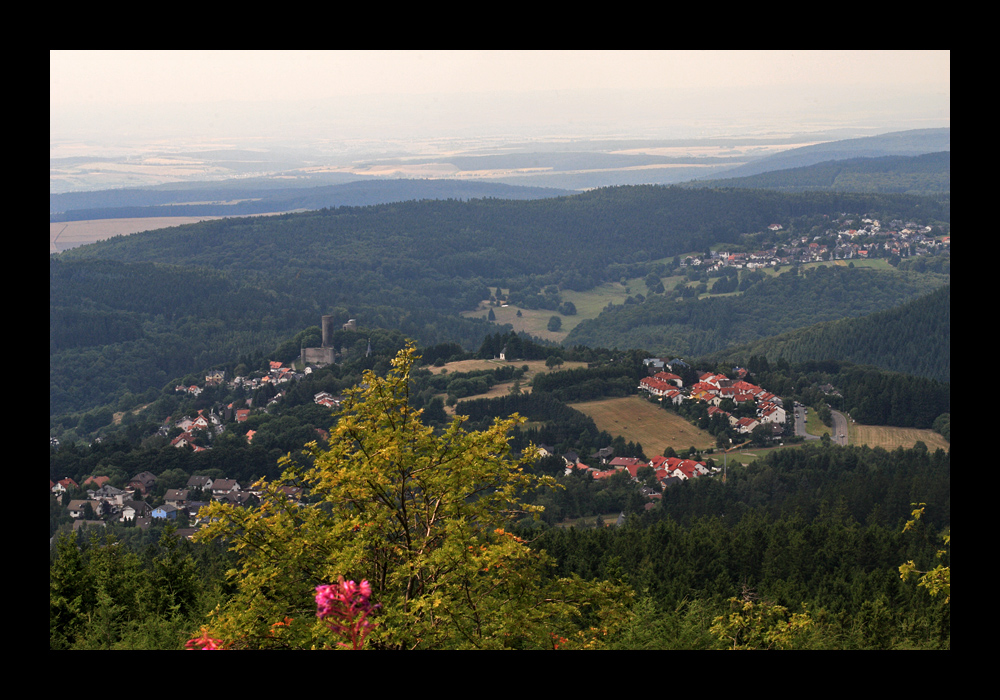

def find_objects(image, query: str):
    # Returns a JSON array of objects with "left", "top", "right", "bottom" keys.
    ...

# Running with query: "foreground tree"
[{"left": 195, "top": 344, "right": 630, "bottom": 649}]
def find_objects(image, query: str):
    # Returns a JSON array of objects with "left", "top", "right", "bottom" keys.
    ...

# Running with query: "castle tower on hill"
[{"left": 301, "top": 314, "right": 341, "bottom": 366}]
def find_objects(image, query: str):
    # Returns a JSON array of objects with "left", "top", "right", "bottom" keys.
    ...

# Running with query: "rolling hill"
[{"left": 696, "top": 127, "right": 950, "bottom": 180}]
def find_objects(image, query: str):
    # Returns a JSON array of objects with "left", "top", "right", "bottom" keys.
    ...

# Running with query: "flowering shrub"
[
  {"left": 186, "top": 577, "right": 378, "bottom": 650},
  {"left": 185, "top": 627, "right": 224, "bottom": 650},
  {"left": 315, "top": 577, "right": 380, "bottom": 650}
]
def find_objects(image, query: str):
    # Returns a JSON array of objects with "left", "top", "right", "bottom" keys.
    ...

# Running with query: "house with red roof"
[
  {"left": 51, "top": 477, "right": 79, "bottom": 495},
  {"left": 653, "top": 371, "right": 683, "bottom": 387}
]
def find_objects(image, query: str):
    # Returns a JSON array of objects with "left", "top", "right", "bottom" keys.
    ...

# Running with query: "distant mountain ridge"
[
  {"left": 683, "top": 151, "right": 950, "bottom": 196},
  {"left": 698, "top": 127, "right": 950, "bottom": 181}
]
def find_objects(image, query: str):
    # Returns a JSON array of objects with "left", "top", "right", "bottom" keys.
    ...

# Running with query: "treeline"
[
  {"left": 530, "top": 363, "right": 642, "bottom": 403},
  {"left": 59, "top": 187, "right": 950, "bottom": 292},
  {"left": 50, "top": 178, "right": 571, "bottom": 221},
  {"left": 528, "top": 443, "right": 950, "bottom": 649},
  {"left": 743, "top": 358, "right": 949, "bottom": 429},
  {"left": 706, "top": 285, "right": 950, "bottom": 383},
  {"left": 50, "top": 523, "right": 237, "bottom": 650}
]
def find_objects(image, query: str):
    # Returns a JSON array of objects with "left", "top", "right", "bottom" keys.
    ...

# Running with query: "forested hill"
[
  {"left": 564, "top": 265, "right": 949, "bottom": 359},
  {"left": 697, "top": 127, "right": 950, "bottom": 180},
  {"left": 703, "top": 284, "right": 950, "bottom": 384},
  {"left": 59, "top": 186, "right": 949, "bottom": 285},
  {"left": 683, "top": 151, "right": 950, "bottom": 197},
  {"left": 52, "top": 186, "right": 949, "bottom": 419}
]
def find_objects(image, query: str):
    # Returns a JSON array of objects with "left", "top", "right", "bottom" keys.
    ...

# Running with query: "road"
[
  {"left": 794, "top": 402, "right": 849, "bottom": 445},
  {"left": 793, "top": 403, "right": 819, "bottom": 441},
  {"left": 830, "top": 410, "right": 849, "bottom": 446}
]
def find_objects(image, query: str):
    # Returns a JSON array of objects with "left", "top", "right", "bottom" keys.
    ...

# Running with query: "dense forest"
[
  {"left": 565, "top": 265, "right": 948, "bottom": 358},
  {"left": 704, "top": 285, "right": 950, "bottom": 383}
]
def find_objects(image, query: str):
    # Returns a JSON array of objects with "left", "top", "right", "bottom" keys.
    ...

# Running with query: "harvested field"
[
  {"left": 50, "top": 216, "right": 225, "bottom": 253},
  {"left": 569, "top": 395, "right": 715, "bottom": 456},
  {"left": 49, "top": 212, "right": 287, "bottom": 253},
  {"left": 849, "top": 423, "right": 949, "bottom": 452},
  {"left": 428, "top": 358, "right": 587, "bottom": 382}
]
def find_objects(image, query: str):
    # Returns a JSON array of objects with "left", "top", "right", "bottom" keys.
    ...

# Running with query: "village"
[
  {"left": 546, "top": 357, "right": 789, "bottom": 499},
  {"left": 52, "top": 350, "right": 795, "bottom": 536},
  {"left": 697, "top": 218, "right": 948, "bottom": 271}
]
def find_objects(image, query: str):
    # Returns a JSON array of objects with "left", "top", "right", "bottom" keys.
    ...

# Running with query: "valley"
[{"left": 49, "top": 130, "right": 950, "bottom": 652}]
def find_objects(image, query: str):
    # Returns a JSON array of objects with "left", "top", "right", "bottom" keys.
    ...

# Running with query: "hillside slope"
[
  {"left": 703, "top": 284, "right": 950, "bottom": 383},
  {"left": 684, "top": 151, "right": 950, "bottom": 196}
]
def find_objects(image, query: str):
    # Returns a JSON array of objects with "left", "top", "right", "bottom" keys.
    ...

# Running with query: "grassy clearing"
[
  {"left": 432, "top": 358, "right": 588, "bottom": 415},
  {"left": 460, "top": 281, "right": 631, "bottom": 342},
  {"left": 554, "top": 512, "right": 623, "bottom": 529},
  {"left": 568, "top": 395, "right": 715, "bottom": 456}
]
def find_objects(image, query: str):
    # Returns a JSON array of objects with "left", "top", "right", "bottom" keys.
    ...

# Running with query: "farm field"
[
  {"left": 49, "top": 212, "right": 289, "bottom": 253},
  {"left": 568, "top": 395, "right": 715, "bottom": 456},
  {"left": 432, "top": 358, "right": 589, "bottom": 415},
  {"left": 49, "top": 216, "right": 225, "bottom": 253},
  {"left": 848, "top": 423, "right": 949, "bottom": 452}
]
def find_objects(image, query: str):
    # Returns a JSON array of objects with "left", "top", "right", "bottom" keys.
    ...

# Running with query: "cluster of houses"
[
  {"left": 683, "top": 219, "right": 948, "bottom": 271},
  {"left": 539, "top": 445, "right": 715, "bottom": 494},
  {"left": 638, "top": 361, "right": 786, "bottom": 437},
  {"left": 163, "top": 361, "right": 322, "bottom": 451},
  {"left": 51, "top": 471, "right": 301, "bottom": 536}
]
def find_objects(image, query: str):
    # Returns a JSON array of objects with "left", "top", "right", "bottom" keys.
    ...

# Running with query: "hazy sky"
[{"left": 51, "top": 50, "right": 949, "bottom": 144}]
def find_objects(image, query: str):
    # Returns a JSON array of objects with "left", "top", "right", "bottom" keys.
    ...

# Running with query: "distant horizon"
[{"left": 51, "top": 51, "right": 949, "bottom": 194}]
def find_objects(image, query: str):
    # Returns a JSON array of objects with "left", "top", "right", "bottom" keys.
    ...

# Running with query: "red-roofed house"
[
  {"left": 653, "top": 371, "right": 683, "bottom": 387},
  {"left": 609, "top": 457, "right": 645, "bottom": 470},
  {"left": 52, "top": 478, "right": 79, "bottom": 495}
]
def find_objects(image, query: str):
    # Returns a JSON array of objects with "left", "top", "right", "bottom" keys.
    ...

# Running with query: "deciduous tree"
[{"left": 195, "top": 344, "right": 630, "bottom": 649}]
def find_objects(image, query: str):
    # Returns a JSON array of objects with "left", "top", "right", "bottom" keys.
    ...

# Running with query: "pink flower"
[
  {"left": 186, "top": 627, "right": 224, "bottom": 650},
  {"left": 315, "top": 576, "right": 379, "bottom": 649}
]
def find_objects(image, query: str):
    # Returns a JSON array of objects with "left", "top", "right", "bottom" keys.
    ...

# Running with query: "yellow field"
[
  {"left": 49, "top": 212, "right": 288, "bottom": 253},
  {"left": 429, "top": 358, "right": 587, "bottom": 381},
  {"left": 849, "top": 423, "right": 950, "bottom": 452},
  {"left": 568, "top": 395, "right": 716, "bottom": 455},
  {"left": 50, "top": 217, "right": 225, "bottom": 253}
]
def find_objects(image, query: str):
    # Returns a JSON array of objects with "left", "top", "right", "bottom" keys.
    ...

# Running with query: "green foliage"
[
  {"left": 50, "top": 524, "right": 226, "bottom": 649},
  {"left": 194, "top": 344, "right": 632, "bottom": 649},
  {"left": 899, "top": 504, "right": 950, "bottom": 604},
  {"left": 709, "top": 589, "right": 815, "bottom": 650}
]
